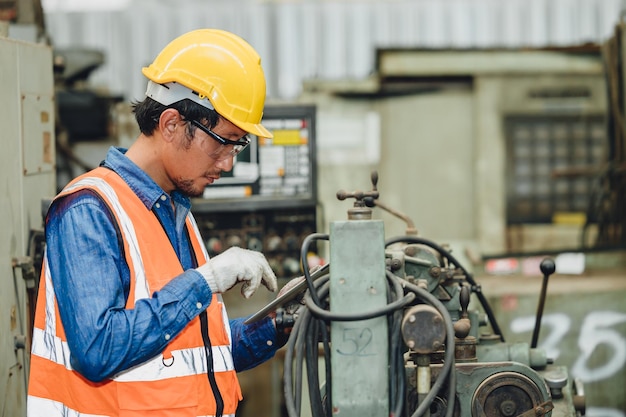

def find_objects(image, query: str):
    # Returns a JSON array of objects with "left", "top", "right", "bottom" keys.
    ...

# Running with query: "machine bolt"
[
  {"left": 407, "top": 340, "right": 415, "bottom": 349},
  {"left": 390, "top": 258, "right": 402, "bottom": 271},
  {"left": 500, "top": 400, "right": 517, "bottom": 417},
  {"left": 432, "top": 341, "right": 441, "bottom": 350},
  {"left": 14, "top": 335, "right": 26, "bottom": 350},
  {"left": 404, "top": 246, "right": 417, "bottom": 256},
  {"left": 429, "top": 266, "right": 440, "bottom": 278},
  {"left": 409, "top": 315, "right": 416, "bottom": 323}
]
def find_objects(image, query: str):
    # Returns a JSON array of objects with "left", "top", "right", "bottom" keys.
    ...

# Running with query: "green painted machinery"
[{"left": 281, "top": 172, "right": 585, "bottom": 417}]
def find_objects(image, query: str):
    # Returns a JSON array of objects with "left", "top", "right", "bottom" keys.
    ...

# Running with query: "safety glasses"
[{"left": 189, "top": 119, "right": 250, "bottom": 159}]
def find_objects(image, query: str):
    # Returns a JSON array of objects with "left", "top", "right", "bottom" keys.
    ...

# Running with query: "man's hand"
[
  {"left": 271, "top": 276, "right": 306, "bottom": 346},
  {"left": 271, "top": 264, "right": 323, "bottom": 344},
  {"left": 279, "top": 264, "right": 325, "bottom": 312},
  {"left": 277, "top": 275, "right": 307, "bottom": 315},
  {"left": 196, "top": 246, "right": 277, "bottom": 298}
]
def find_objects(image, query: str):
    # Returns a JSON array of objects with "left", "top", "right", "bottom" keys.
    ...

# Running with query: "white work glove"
[{"left": 196, "top": 246, "right": 277, "bottom": 298}]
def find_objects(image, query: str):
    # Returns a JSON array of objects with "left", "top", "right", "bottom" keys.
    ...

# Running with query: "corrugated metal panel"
[{"left": 44, "top": 0, "right": 624, "bottom": 101}]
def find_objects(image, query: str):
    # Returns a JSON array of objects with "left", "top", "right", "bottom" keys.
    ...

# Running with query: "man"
[{"left": 28, "top": 29, "right": 284, "bottom": 417}]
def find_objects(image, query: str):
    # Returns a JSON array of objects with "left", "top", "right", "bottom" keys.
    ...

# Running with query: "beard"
[{"left": 174, "top": 177, "right": 204, "bottom": 198}]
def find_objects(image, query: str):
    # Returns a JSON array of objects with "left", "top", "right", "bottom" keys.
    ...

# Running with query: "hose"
[
  {"left": 284, "top": 234, "right": 458, "bottom": 417},
  {"left": 385, "top": 235, "right": 505, "bottom": 343}
]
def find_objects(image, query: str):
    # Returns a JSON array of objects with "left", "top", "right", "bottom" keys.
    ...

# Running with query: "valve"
[
  {"left": 339, "top": 171, "right": 418, "bottom": 234},
  {"left": 336, "top": 171, "right": 380, "bottom": 220},
  {"left": 336, "top": 171, "right": 379, "bottom": 206},
  {"left": 454, "top": 284, "right": 472, "bottom": 339}
]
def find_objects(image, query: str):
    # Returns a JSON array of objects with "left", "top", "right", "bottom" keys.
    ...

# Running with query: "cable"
[
  {"left": 298, "top": 232, "right": 333, "bottom": 413},
  {"left": 285, "top": 230, "right": 475, "bottom": 417},
  {"left": 304, "top": 286, "right": 415, "bottom": 321},
  {"left": 284, "top": 270, "right": 410, "bottom": 417},
  {"left": 199, "top": 311, "right": 224, "bottom": 417},
  {"left": 385, "top": 235, "right": 506, "bottom": 343},
  {"left": 284, "top": 246, "right": 458, "bottom": 417},
  {"left": 300, "top": 233, "right": 328, "bottom": 306}
]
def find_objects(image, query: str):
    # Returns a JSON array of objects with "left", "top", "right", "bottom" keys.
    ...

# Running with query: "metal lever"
[
  {"left": 336, "top": 171, "right": 380, "bottom": 207},
  {"left": 361, "top": 171, "right": 419, "bottom": 235},
  {"left": 514, "top": 400, "right": 554, "bottom": 417},
  {"left": 531, "top": 258, "right": 556, "bottom": 349}
]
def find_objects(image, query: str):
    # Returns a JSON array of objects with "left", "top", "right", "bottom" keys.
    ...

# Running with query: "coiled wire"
[{"left": 283, "top": 233, "right": 458, "bottom": 417}]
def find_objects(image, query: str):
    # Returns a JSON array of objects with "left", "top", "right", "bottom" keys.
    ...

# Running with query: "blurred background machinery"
[
  {"left": 587, "top": 20, "right": 626, "bottom": 250},
  {"left": 0, "top": 33, "right": 55, "bottom": 417}
]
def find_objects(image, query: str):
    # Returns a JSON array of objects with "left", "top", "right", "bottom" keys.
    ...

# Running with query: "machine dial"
[{"left": 472, "top": 372, "right": 545, "bottom": 417}]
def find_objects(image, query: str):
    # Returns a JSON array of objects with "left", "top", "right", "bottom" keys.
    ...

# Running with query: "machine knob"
[
  {"left": 266, "top": 235, "right": 282, "bottom": 252},
  {"left": 206, "top": 238, "right": 222, "bottom": 255},
  {"left": 454, "top": 285, "right": 472, "bottom": 339},
  {"left": 282, "top": 257, "right": 301, "bottom": 277},
  {"left": 543, "top": 369, "right": 568, "bottom": 399},
  {"left": 540, "top": 258, "right": 556, "bottom": 276},
  {"left": 247, "top": 236, "right": 263, "bottom": 252},
  {"left": 336, "top": 171, "right": 380, "bottom": 208},
  {"left": 402, "top": 304, "right": 446, "bottom": 353},
  {"left": 226, "top": 234, "right": 242, "bottom": 248},
  {"left": 14, "top": 335, "right": 26, "bottom": 350}
]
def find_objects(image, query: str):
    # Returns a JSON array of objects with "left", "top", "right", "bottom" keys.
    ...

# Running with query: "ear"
[{"left": 158, "top": 108, "right": 181, "bottom": 142}]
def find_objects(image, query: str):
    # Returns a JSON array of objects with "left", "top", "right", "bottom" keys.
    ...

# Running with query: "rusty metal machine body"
[{"left": 279, "top": 172, "right": 586, "bottom": 417}]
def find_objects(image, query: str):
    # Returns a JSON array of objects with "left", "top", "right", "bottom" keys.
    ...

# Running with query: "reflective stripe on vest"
[
  {"left": 27, "top": 396, "right": 236, "bottom": 417},
  {"left": 63, "top": 176, "right": 150, "bottom": 301},
  {"left": 31, "top": 326, "right": 235, "bottom": 378}
]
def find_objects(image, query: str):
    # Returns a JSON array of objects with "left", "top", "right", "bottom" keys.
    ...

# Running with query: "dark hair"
[{"left": 132, "top": 97, "right": 220, "bottom": 137}]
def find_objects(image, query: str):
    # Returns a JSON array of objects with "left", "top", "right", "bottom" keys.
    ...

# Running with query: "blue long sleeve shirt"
[{"left": 45, "top": 146, "right": 279, "bottom": 382}]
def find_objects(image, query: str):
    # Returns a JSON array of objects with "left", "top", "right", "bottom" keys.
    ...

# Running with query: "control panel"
[
  {"left": 195, "top": 206, "right": 319, "bottom": 279},
  {"left": 191, "top": 105, "right": 321, "bottom": 279}
]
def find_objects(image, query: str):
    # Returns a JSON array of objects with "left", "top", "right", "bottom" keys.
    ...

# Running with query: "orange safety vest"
[{"left": 27, "top": 167, "right": 242, "bottom": 417}]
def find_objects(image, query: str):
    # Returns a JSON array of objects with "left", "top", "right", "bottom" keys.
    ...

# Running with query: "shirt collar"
[{"left": 101, "top": 146, "right": 191, "bottom": 212}]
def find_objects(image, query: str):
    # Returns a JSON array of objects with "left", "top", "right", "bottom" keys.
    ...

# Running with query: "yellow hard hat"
[{"left": 142, "top": 29, "right": 272, "bottom": 138}]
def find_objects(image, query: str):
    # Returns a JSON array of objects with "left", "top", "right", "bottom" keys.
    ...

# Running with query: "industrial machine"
[
  {"left": 0, "top": 34, "right": 55, "bottom": 417},
  {"left": 265, "top": 172, "right": 586, "bottom": 417}
]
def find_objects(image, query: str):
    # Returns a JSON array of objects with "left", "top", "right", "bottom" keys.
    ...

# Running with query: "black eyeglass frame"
[{"left": 189, "top": 119, "right": 250, "bottom": 151}]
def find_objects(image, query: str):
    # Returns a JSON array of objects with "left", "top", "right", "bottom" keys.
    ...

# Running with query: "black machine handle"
[{"left": 531, "top": 258, "right": 556, "bottom": 349}]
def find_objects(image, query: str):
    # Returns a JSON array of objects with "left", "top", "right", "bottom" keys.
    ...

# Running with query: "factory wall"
[
  {"left": 298, "top": 68, "right": 607, "bottom": 256},
  {"left": 42, "top": 0, "right": 623, "bottom": 102},
  {"left": 301, "top": 88, "right": 477, "bottom": 242},
  {"left": 40, "top": 0, "right": 623, "bottom": 254}
]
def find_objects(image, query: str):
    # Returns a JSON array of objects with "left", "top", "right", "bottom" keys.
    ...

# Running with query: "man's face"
[{"left": 166, "top": 116, "right": 247, "bottom": 197}]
